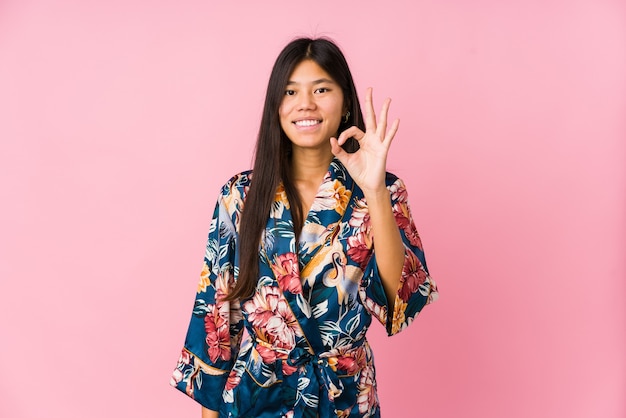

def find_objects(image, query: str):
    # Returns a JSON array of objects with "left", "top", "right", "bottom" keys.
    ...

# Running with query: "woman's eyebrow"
[{"left": 285, "top": 78, "right": 336, "bottom": 86}]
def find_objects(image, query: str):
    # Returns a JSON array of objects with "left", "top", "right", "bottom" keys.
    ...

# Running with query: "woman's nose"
[{"left": 297, "top": 92, "right": 316, "bottom": 110}]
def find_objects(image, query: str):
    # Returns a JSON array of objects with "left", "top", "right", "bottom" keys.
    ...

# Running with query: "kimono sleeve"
[
  {"left": 360, "top": 175, "right": 439, "bottom": 336},
  {"left": 170, "top": 191, "right": 243, "bottom": 410}
]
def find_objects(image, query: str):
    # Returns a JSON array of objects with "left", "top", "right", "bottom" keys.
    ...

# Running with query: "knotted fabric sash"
[{"left": 253, "top": 338, "right": 366, "bottom": 418}]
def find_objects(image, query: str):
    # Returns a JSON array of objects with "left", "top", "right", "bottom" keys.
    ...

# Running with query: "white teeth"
[{"left": 295, "top": 120, "right": 320, "bottom": 127}]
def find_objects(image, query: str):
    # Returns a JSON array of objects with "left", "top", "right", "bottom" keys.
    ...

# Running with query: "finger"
[
  {"left": 330, "top": 137, "right": 349, "bottom": 160},
  {"left": 383, "top": 118, "right": 400, "bottom": 147},
  {"left": 364, "top": 87, "right": 377, "bottom": 132},
  {"left": 377, "top": 98, "right": 392, "bottom": 137},
  {"left": 336, "top": 126, "right": 365, "bottom": 145}
]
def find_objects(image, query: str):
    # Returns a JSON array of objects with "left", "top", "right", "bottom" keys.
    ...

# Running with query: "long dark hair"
[{"left": 225, "top": 37, "right": 365, "bottom": 301}]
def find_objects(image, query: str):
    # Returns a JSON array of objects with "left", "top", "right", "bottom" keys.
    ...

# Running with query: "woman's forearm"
[{"left": 363, "top": 187, "right": 405, "bottom": 309}]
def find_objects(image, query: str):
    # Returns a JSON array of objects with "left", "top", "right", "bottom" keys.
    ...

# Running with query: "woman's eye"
[
  {"left": 315, "top": 87, "right": 329, "bottom": 94},
  {"left": 284, "top": 90, "right": 295, "bottom": 96}
]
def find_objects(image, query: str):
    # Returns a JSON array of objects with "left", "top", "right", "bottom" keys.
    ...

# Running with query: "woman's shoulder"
[
  {"left": 214, "top": 170, "right": 253, "bottom": 219},
  {"left": 218, "top": 170, "right": 253, "bottom": 197}
]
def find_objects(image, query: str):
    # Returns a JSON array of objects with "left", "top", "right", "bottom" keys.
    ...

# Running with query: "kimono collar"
[{"left": 263, "top": 158, "right": 355, "bottom": 271}]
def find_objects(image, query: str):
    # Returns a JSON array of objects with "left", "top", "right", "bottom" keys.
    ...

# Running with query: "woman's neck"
[
  {"left": 290, "top": 147, "right": 334, "bottom": 183},
  {"left": 290, "top": 147, "right": 334, "bottom": 216}
]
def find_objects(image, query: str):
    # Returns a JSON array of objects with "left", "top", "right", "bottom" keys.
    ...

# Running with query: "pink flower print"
[
  {"left": 392, "top": 202, "right": 423, "bottom": 249},
  {"left": 347, "top": 199, "right": 374, "bottom": 269},
  {"left": 180, "top": 349, "right": 191, "bottom": 365},
  {"left": 271, "top": 252, "right": 302, "bottom": 294},
  {"left": 392, "top": 202, "right": 411, "bottom": 231},
  {"left": 225, "top": 369, "right": 241, "bottom": 391},
  {"left": 255, "top": 343, "right": 278, "bottom": 364},
  {"left": 243, "top": 286, "right": 302, "bottom": 359},
  {"left": 388, "top": 180, "right": 408, "bottom": 203},
  {"left": 204, "top": 307, "right": 231, "bottom": 362},
  {"left": 266, "top": 313, "right": 296, "bottom": 349},
  {"left": 334, "top": 347, "right": 367, "bottom": 376},
  {"left": 170, "top": 368, "right": 183, "bottom": 386},
  {"left": 404, "top": 224, "right": 423, "bottom": 249},
  {"left": 281, "top": 360, "right": 298, "bottom": 376},
  {"left": 398, "top": 251, "right": 428, "bottom": 302},
  {"left": 347, "top": 232, "right": 372, "bottom": 270},
  {"left": 348, "top": 199, "right": 370, "bottom": 231}
]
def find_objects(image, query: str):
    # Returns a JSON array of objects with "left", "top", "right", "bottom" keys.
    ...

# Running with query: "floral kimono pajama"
[{"left": 171, "top": 159, "right": 438, "bottom": 418}]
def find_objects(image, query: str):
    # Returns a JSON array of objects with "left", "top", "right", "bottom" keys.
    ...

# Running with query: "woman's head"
[{"left": 259, "top": 37, "right": 363, "bottom": 157}]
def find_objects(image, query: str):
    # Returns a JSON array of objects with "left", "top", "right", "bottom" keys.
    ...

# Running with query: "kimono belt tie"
[
  {"left": 279, "top": 346, "right": 343, "bottom": 418},
  {"left": 263, "top": 338, "right": 366, "bottom": 418}
]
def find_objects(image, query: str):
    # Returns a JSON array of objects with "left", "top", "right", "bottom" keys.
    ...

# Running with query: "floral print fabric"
[{"left": 171, "top": 159, "right": 438, "bottom": 417}]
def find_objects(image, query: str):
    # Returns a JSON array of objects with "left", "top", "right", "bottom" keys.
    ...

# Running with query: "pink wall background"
[{"left": 1, "top": 1, "right": 624, "bottom": 417}]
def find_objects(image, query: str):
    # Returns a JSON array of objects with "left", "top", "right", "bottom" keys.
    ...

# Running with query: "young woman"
[{"left": 171, "top": 37, "right": 438, "bottom": 418}]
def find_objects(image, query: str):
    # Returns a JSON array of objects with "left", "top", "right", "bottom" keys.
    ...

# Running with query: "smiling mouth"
[{"left": 294, "top": 119, "right": 322, "bottom": 127}]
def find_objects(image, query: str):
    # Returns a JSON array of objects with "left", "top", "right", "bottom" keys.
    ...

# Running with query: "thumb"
[{"left": 330, "top": 137, "right": 349, "bottom": 162}]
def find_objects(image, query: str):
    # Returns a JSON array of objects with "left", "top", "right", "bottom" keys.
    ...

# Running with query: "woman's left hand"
[{"left": 330, "top": 87, "right": 399, "bottom": 194}]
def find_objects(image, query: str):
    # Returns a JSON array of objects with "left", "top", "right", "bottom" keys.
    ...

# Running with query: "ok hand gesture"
[{"left": 330, "top": 87, "right": 400, "bottom": 194}]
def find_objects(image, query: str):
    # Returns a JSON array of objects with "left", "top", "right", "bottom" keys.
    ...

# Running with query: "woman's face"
[{"left": 279, "top": 59, "right": 345, "bottom": 152}]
